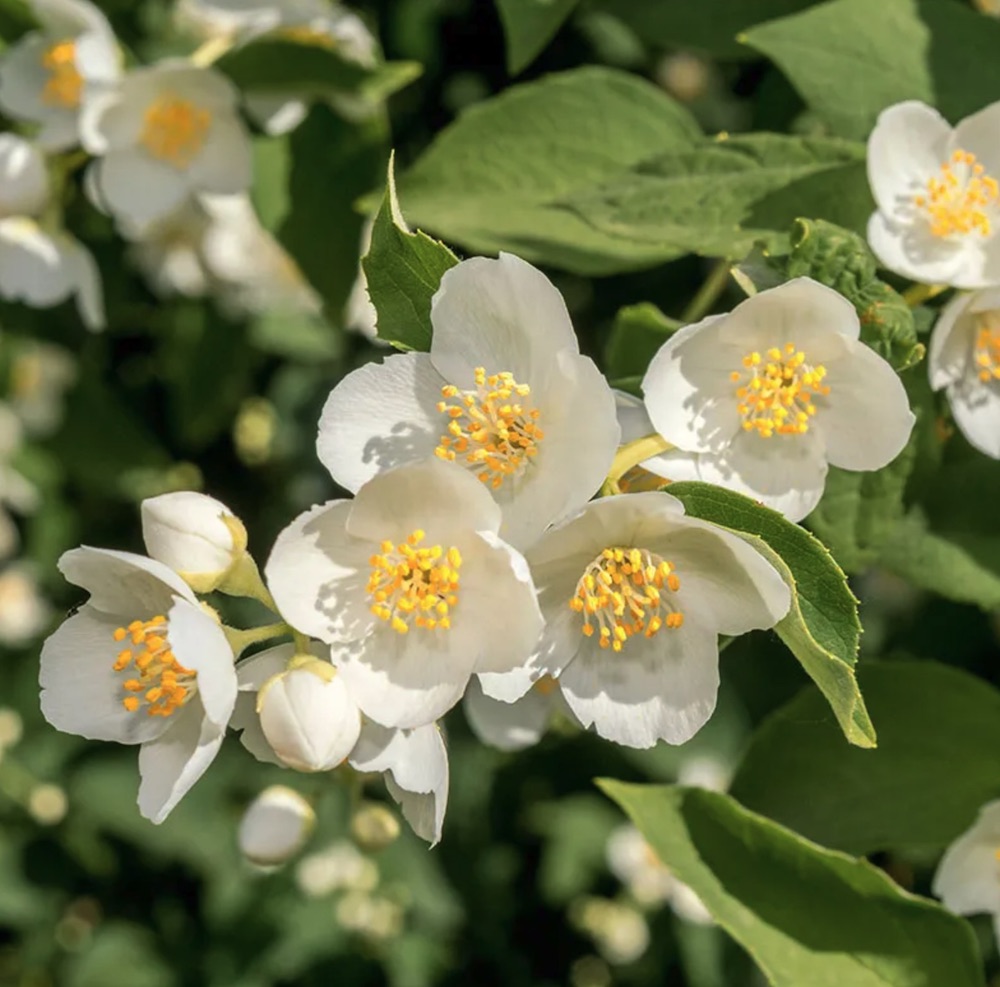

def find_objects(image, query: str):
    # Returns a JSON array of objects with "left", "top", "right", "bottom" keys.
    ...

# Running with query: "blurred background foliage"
[{"left": 3, "top": 0, "right": 1000, "bottom": 985}]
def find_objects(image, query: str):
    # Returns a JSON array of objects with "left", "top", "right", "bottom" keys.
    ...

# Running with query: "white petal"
[
  {"left": 79, "top": 90, "right": 138, "bottom": 154},
  {"left": 820, "top": 340, "right": 915, "bottom": 471},
  {"left": 933, "top": 800, "right": 1000, "bottom": 916},
  {"left": 866, "top": 211, "right": 975, "bottom": 287},
  {"left": 929, "top": 292, "right": 977, "bottom": 390},
  {"left": 947, "top": 377, "right": 1000, "bottom": 459},
  {"left": 429, "top": 253, "right": 579, "bottom": 388},
  {"left": 232, "top": 644, "right": 292, "bottom": 766},
  {"left": 39, "top": 605, "right": 167, "bottom": 744},
  {"left": 614, "top": 389, "right": 653, "bottom": 443},
  {"left": 58, "top": 545, "right": 197, "bottom": 616},
  {"left": 641, "top": 314, "right": 741, "bottom": 454},
  {"left": 560, "top": 624, "right": 721, "bottom": 748},
  {"left": 953, "top": 102, "right": 1000, "bottom": 181},
  {"left": 0, "top": 134, "right": 49, "bottom": 216},
  {"left": 0, "top": 37, "right": 50, "bottom": 123},
  {"left": 62, "top": 234, "right": 105, "bottom": 330},
  {"left": 141, "top": 490, "right": 239, "bottom": 576},
  {"left": 866, "top": 101, "right": 950, "bottom": 218},
  {"left": 137, "top": 703, "right": 225, "bottom": 823},
  {"left": 0, "top": 219, "right": 74, "bottom": 308},
  {"left": 316, "top": 352, "right": 445, "bottom": 493},
  {"left": 464, "top": 677, "right": 552, "bottom": 751},
  {"left": 238, "top": 785, "right": 315, "bottom": 866},
  {"left": 731, "top": 277, "right": 861, "bottom": 345},
  {"left": 188, "top": 117, "right": 252, "bottom": 194},
  {"left": 264, "top": 499, "right": 372, "bottom": 643},
  {"left": 94, "top": 151, "right": 191, "bottom": 229},
  {"left": 166, "top": 597, "right": 236, "bottom": 729}
]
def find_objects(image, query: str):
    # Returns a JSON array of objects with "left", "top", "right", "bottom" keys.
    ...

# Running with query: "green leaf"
[
  {"left": 604, "top": 302, "right": 681, "bottom": 379},
  {"left": 560, "top": 134, "right": 871, "bottom": 261},
  {"left": 363, "top": 154, "right": 459, "bottom": 351},
  {"left": 599, "top": 781, "right": 985, "bottom": 987},
  {"left": 731, "top": 660, "right": 1000, "bottom": 855},
  {"left": 667, "top": 481, "right": 874, "bottom": 748},
  {"left": 0, "top": 0, "right": 32, "bottom": 45},
  {"left": 495, "top": 0, "right": 581, "bottom": 74},
  {"left": 743, "top": 0, "right": 1000, "bottom": 140},
  {"left": 218, "top": 39, "right": 421, "bottom": 102},
  {"left": 608, "top": 0, "right": 817, "bottom": 59},
  {"left": 397, "top": 67, "right": 702, "bottom": 276},
  {"left": 279, "top": 105, "right": 387, "bottom": 319}
]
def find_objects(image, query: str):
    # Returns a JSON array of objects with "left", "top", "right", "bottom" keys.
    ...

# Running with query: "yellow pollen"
[
  {"left": 434, "top": 367, "right": 543, "bottom": 489},
  {"left": 367, "top": 529, "right": 461, "bottom": 634},
  {"left": 140, "top": 94, "right": 212, "bottom": 168},
  {"left": 112, "top": 616, "right": 196, "bottom": 717},
  {"left": 733, "top": 343, "right": 830, "bottom": 439},
  {"left": 914, "top": 149, "right": 1000, "bottom": 238},
  {"left": 974, "top": 314, "right": 1000, "bottom": 383},
  {"left": 40, "top": 40, "right": 83, "bottom": 108},
  {"left": 569, "top": 547, "right": 683, "bottom": 653}
]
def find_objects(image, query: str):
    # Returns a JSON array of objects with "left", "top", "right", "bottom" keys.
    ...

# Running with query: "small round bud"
[
  {"left": 258, "top": 658, "right": 362, "bottom": 773},
  {"left": 0, "top": 708, "right": 24, "bottom": 748},
  {"left": 238, "top": 785, "right": 315, "bottom": 867},
  {"left": 351, "top": 802, "right": 401, "bottom": 852},
  {"left": 141, "top": 491, "right": 248, "bottom": 590},
  {"left": 29, "top": 783, "right": 67, "bottom": 825}
]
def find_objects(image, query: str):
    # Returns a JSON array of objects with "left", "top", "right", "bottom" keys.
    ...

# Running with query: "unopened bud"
[
  {"left": 257, "top": 657, "right": 362, "bottom": 772},
  {"left": 238, "top": 785, "right": 315, "bottom": 867},
  {"left": 0, "top": 708, "right": 24, "bottom": 748},
  {"left": 29, "top": 783, "right": 67, "bottom": 825},
  {"left": 0, "top": 134, "right": 49, "bottom": 217},
  {"left": 141, "top": 491, "right": 248, "bottom": 592},
  {"left": 351, "top": 802, "right": 401, "bottom": 852}
]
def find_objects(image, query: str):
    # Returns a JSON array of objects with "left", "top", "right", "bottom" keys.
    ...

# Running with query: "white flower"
[
  {"left": 266, "top": 459, "right": 543, "bottom": 729},
  {"left": 867, "top": 100, "right": 1000, "bottom": 289},
  {"left": 128, "top": 197, "right": 214, "bottom": 299},
  {"left": 82, "top": 61, "right": 252, "bottom": 231},
  {"left": 39, "top": 547, "right": 237, "bottom": 823},
  {"left": 0, "top": 0, "right": 121, "bottom": 151},
  {"left": 238, "top": 785, "right": 316, "bottom": 866},
  {"left": 8, "top": 341, "right": 76, "bottom": 436},
  {"left": 318, "top": 253, "right": 621, "bottom": 550},
  {"left": 463, "top": 675, "right": 574, "bottom": 752},
  {"left": 641, "top": 278, "right": 915, "bottom": 522},
  {"left": 0, "top": 564, "right": 50, "bottom": 645},
  {"left": 0, "top": 134, "right": 49, "bottom": 217},
  {"left": 0, "top": 217, "right": 105, "bottom": 330},
  {"left": 295, "top": 839, "right": 378, "bottom": 897},
  {"left": 233, "top": 642, "right": 451, "bottom": 843},
  {"left": 0, "top": 403, "right": 40, "bottom": 560},
  {"left": 928, "top": 287, "right": 1000, "bottom": 458},
  {"left": 933, "top": 799, "right": 1000, "bottom": 941},
  {"left": 141, "top": 490, "right": 247, "bottom": 589},
  {"left": 572, "top": 897, "right": 650, "bottom": 965},
  {"left": 481, "top": 492, "right": 790, "bottom": 749}
]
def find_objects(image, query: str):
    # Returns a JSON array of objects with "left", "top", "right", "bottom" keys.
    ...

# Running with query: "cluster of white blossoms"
[
  {"left": 38, "top": 248, "right": 927, "bottom": 854},
  {"left": 867, "top": 99, "right": 1000, "bottom": 459},
  {"left": 0, "top": 0, "right": 374, "bottom": 326}
]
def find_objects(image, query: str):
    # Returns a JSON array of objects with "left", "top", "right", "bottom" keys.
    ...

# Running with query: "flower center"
[
  {"left": 732, "top": 345, "right": 830, "bottom": 439},
  {"left": 569, "top": 547, "right": 683, "bottom": 653},
  {"left": 367, "top": 529, "right": 462, "bottom": 634},
  {"left": 435, "top": 367, "right": 544, "bottom": 489},
  {"left": 914, "top": 149, "right": 1000, "bottom": 238},
  {"left": 140, "top": 95, "right": 212, "bottom": 168},
  {"left": 112, "top": 616, "right": 196, "bottom": 717},
  {"left": 40, "top": 40, "right": 83, "bottom": 108},
  {"left": 974, "top": 315, "right": 1000, "bottom": 383}
]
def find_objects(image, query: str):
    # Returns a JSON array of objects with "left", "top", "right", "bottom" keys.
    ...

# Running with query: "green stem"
[
  {"left": 603, "top": 433, "right": 675, "bottom": 493},
  {"left": 226, "top": 621, "right": 292, "bottom": 657},
  {"left": 681, "top": 260, "right": 732, "bottom": 324},
  {"left": 902, "top": 282, "right": 947, "bottom": 307},
  {"left": 190, "top": 34, "right": 234, "bottom": 67}
]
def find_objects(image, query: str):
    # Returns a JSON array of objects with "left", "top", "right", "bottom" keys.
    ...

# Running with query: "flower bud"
[
  {"left": 141, "top": 491, "right": 247, "bottom": 591},
  {"left": 0, "top": 135, "right": 49, "bottom": 218},
  {"left": 238, "top": 785, "right": 315, "bottom": 867},
  {"left": 350, "top": 802, "right": 401, "bottom": 852},
  {"left": 258, "top": 658, "right": 362, "bottom": 772}
]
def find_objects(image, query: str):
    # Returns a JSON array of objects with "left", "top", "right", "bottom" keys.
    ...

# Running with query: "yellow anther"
[
  {"left": 733, "top": 342, "right": 830, "bottom": 439},
  {"left": 140, "top": 94, "right": 212, "bottom": 168},
  {"left": 367, "top": 528, "right": 462, "bottom": 635},
  {"left": 570, "top": 546, "right": 683, "bottom": 652},
  {"left": 915, "top": 148, "right": 999, "bottom": 238},
  {"left": 40, "top": 40, "right": 83, "bottom": 108},
  {"left": 434, "top": 367, "right": 543, "bottom": 488},
  {"left": 111, "top": 616, "right": 195, "bottom": 718},
  {"left": 975, "top": 314, "right": 1000, "bottom": 383}
]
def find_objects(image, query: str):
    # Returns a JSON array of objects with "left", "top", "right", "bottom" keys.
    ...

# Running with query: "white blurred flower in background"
[
  {"left": 8, "top": 341, "right": 77, "bottom": 436},
  {"left": 0, "top": 0, "right": 121, "bottom": 150},
  {"left": 238, "top": 785, "right": 316, "bottom": 867},
  {"left": 0, "top": 404, "right": 41, "bottom": 561},
  {"left": 0, "top": 564, "right": 51, "bottom": 645}
]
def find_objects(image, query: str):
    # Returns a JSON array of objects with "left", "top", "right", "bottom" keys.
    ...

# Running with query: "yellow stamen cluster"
[
  {"left": 435, "top": 367, "right": 544, "bottom": 489},
  {"left": 914, "top": 149, "right": 1000, "bottom": 238},
  {"left": 367, "top": 529, "right": 462, "bottom": 634},
  {"left": 975, "top": 315, "right": 1000, "bottom": 383},
  {"left": 570, "top": 547, "right": 683, "bottom": 653},
  {"left": 140, "top": 95, "right": 212, "bottom": 168},
  {"left": 112, "top": 616, "right": 196, "bottom": 717},
  {"left": 40, "top": 40, "right": 83, "bottom": 108},
  {"left": 732, "top": 344, "right": 830, "bottom": 438}
]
